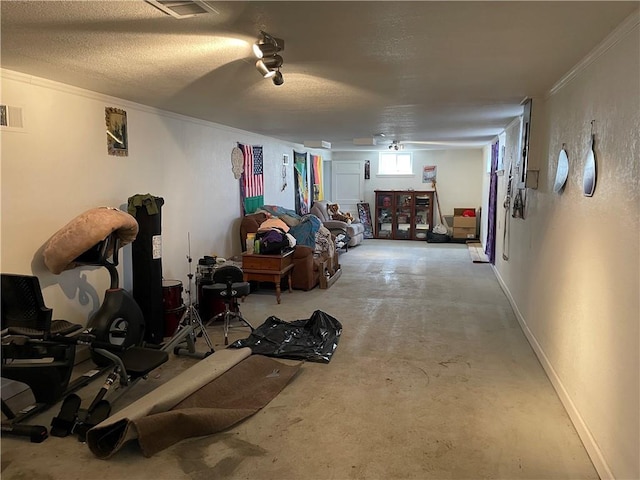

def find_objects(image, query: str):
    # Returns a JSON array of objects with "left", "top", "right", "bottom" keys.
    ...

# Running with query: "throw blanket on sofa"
[
  {"left": 256, "top": 205, "right": 322, "bottom": 250},
  {"left": 289, "top": 215, "right": 322, "bottom": 249},
  {"left": 259, "top": 205, "right": 300, "bottom": 221}
]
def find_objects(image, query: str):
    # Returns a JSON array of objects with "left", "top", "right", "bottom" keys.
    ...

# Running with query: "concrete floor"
[{"left": 1, "top": 240, "right": 598, "bottom": 479}]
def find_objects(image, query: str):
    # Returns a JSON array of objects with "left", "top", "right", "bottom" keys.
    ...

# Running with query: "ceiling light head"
[
  {"left": 256, "top": 55, "right": 282, "bottom": 78},
  {"left": 272, "top": 70, "right": 284, "bottom": 86},
  {"left": 253, "top": 30, "right": 284, "bottom": 58},
  {"left": 261, "top": 54, "right": 283, "bottom": 69},
  {"left": 255, "top": 60, "right": 274, "bottom": 78}
]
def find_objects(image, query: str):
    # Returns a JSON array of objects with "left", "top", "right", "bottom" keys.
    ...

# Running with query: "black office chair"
[
  {"left": 1, "top": 273, "right": 83, "bottom": 339},
  {"left": 202, "top": 265, "right": 253, "bottom": 345}
]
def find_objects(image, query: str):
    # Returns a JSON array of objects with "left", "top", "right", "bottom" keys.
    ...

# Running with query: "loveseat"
[
  {"left": 240, "top": 211, "right": 339, "bottom": 291},
  {"left": 310, "top": 201, "right": 365, "bottom": 248}
]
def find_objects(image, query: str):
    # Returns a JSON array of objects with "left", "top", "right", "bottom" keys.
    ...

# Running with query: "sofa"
[
  {"left": 240, "top": 212, "right": 339, "bottom": 291},
  {"left": 310, "top": 200, "right": 365, "bottom": 248}
]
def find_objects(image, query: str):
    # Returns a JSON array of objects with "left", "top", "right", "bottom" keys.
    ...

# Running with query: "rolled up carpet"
[{"left": 86, "top": 348, "right": 302, "bottom": 459}]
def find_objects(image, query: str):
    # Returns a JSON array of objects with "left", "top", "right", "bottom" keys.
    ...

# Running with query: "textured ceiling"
[{"left": 1, "top": 1, "right": 637, "bottom": 151}]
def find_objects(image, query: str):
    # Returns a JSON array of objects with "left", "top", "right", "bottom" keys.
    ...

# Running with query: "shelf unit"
[{"left": 374, "top": 190, "right": 434, "bottom": 240}]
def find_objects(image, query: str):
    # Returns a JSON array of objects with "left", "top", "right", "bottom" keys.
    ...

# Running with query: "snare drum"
[{"left": 162, "top": 280, "right": 184, "bottom": 337}]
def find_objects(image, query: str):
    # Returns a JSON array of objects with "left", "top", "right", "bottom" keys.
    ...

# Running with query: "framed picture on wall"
[
  {"left": 422, "top": 165, "right": 437, "bottom": 183},
  {"left": 105, "top": 107, "right": 128, "bottom": 156}
]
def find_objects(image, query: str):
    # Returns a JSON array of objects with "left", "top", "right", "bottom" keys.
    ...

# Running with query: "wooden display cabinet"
[{"left": 374, "top": 190, "right": 434, "bottom": 240}]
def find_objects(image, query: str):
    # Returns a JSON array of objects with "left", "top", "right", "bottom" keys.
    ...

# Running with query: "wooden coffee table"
[{"left": 241, "top": 249, "right": 294, "bottom": 304}]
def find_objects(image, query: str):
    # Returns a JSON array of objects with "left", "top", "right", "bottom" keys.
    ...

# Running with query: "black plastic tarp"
[{"left": 228, "top": 310, "right": 342, "bottom": 363}]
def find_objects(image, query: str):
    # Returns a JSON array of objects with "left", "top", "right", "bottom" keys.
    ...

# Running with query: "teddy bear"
[{"left": 327, "top": 203, "right": 354, "bottom": 224}]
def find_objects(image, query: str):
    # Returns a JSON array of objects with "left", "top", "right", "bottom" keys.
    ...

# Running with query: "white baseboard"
[{"left": 492, "top": 265, "right": 614, "bottom": 480}]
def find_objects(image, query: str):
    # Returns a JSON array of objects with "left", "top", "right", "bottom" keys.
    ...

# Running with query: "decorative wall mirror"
[
  {"left": 553, "top": 144, "right": 569, "bottom": 193},
  {"left": 583, "top": 121, "right": 597, "bottom": 197}
]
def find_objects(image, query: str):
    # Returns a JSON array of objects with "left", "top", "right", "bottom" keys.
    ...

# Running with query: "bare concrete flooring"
[{"left": 1, "top": 240, "right": 598, "bottom": 479}]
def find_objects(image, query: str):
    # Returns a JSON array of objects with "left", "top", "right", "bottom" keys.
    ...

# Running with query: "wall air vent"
[
  {"left": 145, "top": 1, "right": 219, "bottom": 19},
  {"left": 0, "top": 105, "right": 25, "bottom": 130}
]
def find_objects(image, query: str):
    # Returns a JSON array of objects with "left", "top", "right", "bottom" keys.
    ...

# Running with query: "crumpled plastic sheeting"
[{"left": 229, "top": 310, "right": 342, "bottom": 363}]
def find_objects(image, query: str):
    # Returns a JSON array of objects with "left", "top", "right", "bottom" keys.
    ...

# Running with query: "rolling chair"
[{"left": 202, "top": 265, "right": 253, "bottom": 345}]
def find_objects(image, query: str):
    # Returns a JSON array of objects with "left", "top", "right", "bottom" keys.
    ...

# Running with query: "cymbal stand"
[{"left": 162, "top": 234, "right": 214, "bottom": 359}]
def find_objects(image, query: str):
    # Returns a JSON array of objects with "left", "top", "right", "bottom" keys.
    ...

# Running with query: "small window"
[{"left": 378, "top": 152, "right": 413, "bottom": 175}]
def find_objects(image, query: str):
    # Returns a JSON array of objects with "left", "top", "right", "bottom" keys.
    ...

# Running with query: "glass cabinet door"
[
  {"left": 395, "top": 192, "right": 413, "bottom": 239},
  {"left": 376, "top": 193, "right": 393, "bottom": 238},
  {"left": 413, "top": 194, "right": 431, "bottom": 240}
]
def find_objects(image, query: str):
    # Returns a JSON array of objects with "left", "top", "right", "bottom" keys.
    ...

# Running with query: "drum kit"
[
  {"left": 163, "top": 257, "right": 217, "bottom": 327},
  {"left": 158, "top": 248, "right": 215, "bottom": 358}
]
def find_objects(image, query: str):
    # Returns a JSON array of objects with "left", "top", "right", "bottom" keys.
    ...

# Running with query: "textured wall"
[
  {"left": 333, "top": 149, "right": 485, "bottom": 221},
  {"left": 493, "top": 18, "right": 639, "bottom": 479},
  {"left": 0, "top": 70, "right": 327, "bottom": 325}
]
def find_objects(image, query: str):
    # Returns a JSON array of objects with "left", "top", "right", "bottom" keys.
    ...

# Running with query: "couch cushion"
[{"left": 309, "top": 201, "right": 331, "bottom": 222}]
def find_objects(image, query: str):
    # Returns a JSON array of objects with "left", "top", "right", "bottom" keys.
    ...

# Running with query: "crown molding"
[{"left": 548, "top": 9, "right": 639, "bottom": 97}]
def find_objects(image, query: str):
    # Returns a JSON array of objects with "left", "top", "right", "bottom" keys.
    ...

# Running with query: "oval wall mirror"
[
  {"left": 583, "top": 136, "right": 596, "bottom": 197},
  {"left": 553, "top": 147, "right": 569, "bottom": 193}
]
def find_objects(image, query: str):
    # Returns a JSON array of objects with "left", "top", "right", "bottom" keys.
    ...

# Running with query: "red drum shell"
[
  {"left": 162, "top": 279, "right": 183, "bottom": 311},
  {"left": 164, "top": 305, "right": 186, "bottom": 337}
]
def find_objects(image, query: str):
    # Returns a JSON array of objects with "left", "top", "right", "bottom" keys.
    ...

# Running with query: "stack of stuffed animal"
[{"left": 327, "top": 203, "right": 354, "bottom": 224}]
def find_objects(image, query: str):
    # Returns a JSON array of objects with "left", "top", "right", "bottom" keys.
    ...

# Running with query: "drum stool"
[{"left": 202, "top": 265, "right": 253, "bottom": 345}]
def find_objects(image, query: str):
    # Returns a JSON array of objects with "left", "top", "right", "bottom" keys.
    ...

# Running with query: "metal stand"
[
  {"left": 162, "top": 236, "right": 214, "bottom": 359},
  {"left": 209, "top": 302, "right": 253, "bottom": 346}
]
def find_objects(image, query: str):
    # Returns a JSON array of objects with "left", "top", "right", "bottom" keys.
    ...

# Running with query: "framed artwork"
[
  {"left": 105, "top": 107, "right": 128, "bottom": 156},
  {"left": 357, "top": 202, "right": 374, "bottom": 238},
  {"left": 422, "top": 165, "right": 437, "bottom": 183}
]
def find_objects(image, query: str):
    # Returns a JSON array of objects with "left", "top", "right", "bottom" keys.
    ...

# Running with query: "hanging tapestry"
[
  {"left": 294, "top": 151, "right": 309, "bottom": 215},
  {"left": 310, "top": 154, "right": 324, "bottom": 202},
  {"left": 239, "top": 143, "right": 264, "bottom": 215}
]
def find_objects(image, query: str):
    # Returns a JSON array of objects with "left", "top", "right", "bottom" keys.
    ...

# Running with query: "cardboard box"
[
  {"left": 453, "top": 208, "right": 477, "bottom": 228},
  {"left": 453, "top": 227, "right": 476, "bottom": 239}
]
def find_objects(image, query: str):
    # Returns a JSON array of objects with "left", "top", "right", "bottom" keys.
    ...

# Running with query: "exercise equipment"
[
  {"left": 45, "top": 331, "right": 169, "bottom": 441},
  {"left": 43, "top": 207, "right": 146, "bottom": 364},
  {"left": 1, "top": 378, "right": 48, "bottom": 443},
  {"left": 1, "top": 274, "right": 108, "bottom": 438},
  {"left": 77, "top": 232, "right": 146, "bottom": 366}
]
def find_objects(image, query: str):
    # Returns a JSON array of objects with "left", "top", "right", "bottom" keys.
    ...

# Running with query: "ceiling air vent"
[{"left": 145, "top": 1, "right": 219, "bottom": 19}]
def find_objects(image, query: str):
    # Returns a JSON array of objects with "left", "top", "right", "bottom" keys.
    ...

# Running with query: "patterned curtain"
[
  {"left": 239, "top": 143, "right": 264, "bottom": 215},
  {"left": 485, "top": 140, "right": 499, "bottom": 264},
  {"left": 310, "top": 154, "right": 323, "bottom": 201},
  {"left": 294, "top": 151, "right": 309, "bottom": 215}
]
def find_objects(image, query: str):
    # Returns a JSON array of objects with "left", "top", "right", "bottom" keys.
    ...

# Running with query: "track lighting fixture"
[
  {"left": 389, "top": 140, "right": 404, "bottom": 151},
  {"left": 253, "top": 30, "right": 285, "bottom": 86}
]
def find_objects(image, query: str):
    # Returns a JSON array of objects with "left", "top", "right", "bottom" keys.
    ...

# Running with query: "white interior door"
[{"left": 331, "top": 160, "right": 364, "bottom": 216}]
